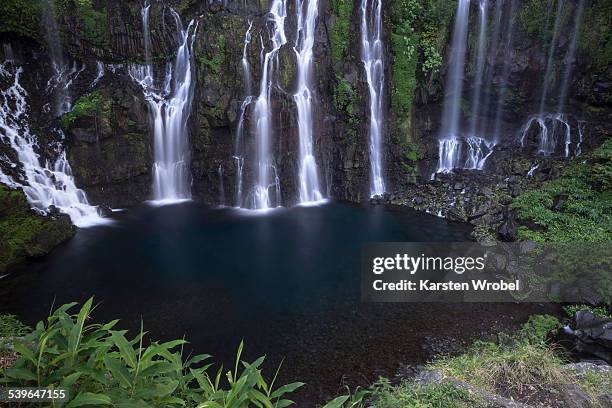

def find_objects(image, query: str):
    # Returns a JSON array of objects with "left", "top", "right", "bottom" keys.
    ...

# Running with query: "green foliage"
[
  {"left": 200, "top": 34, "right": 226, "bottom": 74},
  {"left": 388, "top": 0, "right": 455, "bottom": 139},
  {"left": 333, "top": 75, "right": 360, "bottom": 141},
  {"left": 511, "top": 139, "right": 612, "bottom": 242},
  {"left": 0, "top": 315, "right": 30, "bottom": 338},
  {"left": 62, "top": 91, "right": 110, "bottom": 128},
  {"left": 578, "top": 0, "right": 612, "bottom": 73},
  {"left": 369, "top": 379, "right": 484, "bottom": 408},
  {"left": 1, "top": 298, "right": 305, "bottom": 407},
  {"left": 563, "top": 304, "right": 612, "bottom": 319},
  {"left": 0, "top": 0, "right": 41, "bottom": 39},
  {"left": 431, "top": 326, "right": 569, "bottom": 395},
  {"left": 517, "top": 0, "right": 569, "bottom": 45},
  {"left": 0, "top": 184, "right": 74, "bottom": 271},
  {"left": 56, "top": 0, "right": 108, "bottom": 46},
  {"left": 517, "top": 315, "right": 560, "bottom": 345},
  {"left": 328, "top": 0, "right": 353, "bottom": 62}
]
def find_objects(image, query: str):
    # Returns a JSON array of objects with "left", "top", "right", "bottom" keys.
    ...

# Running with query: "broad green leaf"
[
  {"left": 5, "top": 367, "right": 37, "bottom": 381},
  {"left": 104, "top": 356, "right": 132, "bottom": 388},
  {"left": 322, "top": 395, "right": 350, "bottom": 408},
  {"left": 270, "top": 382, "right": 305, "bottom": 399},
  {"left": 12, "top": 341, "right": 36, "bottom": 364},
  {"left": 275, "top": 399, "right": 295, "bottom": 408},
  {"left": 110, "top": 331, "right": 137, "bottom": 368},
  {"left": 66, "top": 392, "right": 112, "bottom": 407}
]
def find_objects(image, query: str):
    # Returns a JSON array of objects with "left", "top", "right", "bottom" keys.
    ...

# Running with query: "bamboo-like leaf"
[
  {"left": 12, "top": 340, "right": 36, "bottom": 364},
  {"left": 321, "top": 396, "right": 349, "bottom": 408},
  {"left": 104, "top": 357, "right": 132, "bottom": 388},
  {"left": 5, "top": 367, "right": 37, "bottom": 381},
  {"left": 274, "top": 399, "right": 295, "bottom": 408},
  {"left": 68, "top": 298, "right": 93, "bottom": 365},
  {"left": 110, "top": 331, "right": 137, "bottom": 368},
  {"left": 270, "top": 382, "right": 304, "bottom": 399},
  {"left": 66, "top": 392, "right": 112, "bottom": 407}
]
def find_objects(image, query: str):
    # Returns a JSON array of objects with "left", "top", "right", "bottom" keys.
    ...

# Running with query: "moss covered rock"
[{"left": 0, "top": 185, "right": 75, "bottom": 273}]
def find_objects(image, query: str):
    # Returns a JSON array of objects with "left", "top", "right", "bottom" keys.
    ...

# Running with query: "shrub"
[
  {"left": 1, "top": 298, "right": 305, "bottom": 407},
  {"left": 511, "top": 139, "right": 612, "bottom": 242},
  {"left": 563, "top": 304, "right": 612, "bottom": 319},
  {"left": 0, "top": 315, "right": 30, "bottom": 339}
]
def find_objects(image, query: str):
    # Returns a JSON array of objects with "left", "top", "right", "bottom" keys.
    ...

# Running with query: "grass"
[
  {"left": 369, "top": 379, "right": 486, "bottom": 408},
  {"left": 0, "top": 315, "right": 30, "bottom": 339}
]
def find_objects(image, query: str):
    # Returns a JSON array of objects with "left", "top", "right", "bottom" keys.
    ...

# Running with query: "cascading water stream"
[
  {"left": 538, "top": 0, "right": 564, "bottom": 116},
  {"left": 493, "top": 0, "right": 516, "bottom": 142},
  {"left": 0, "top": 62, "right": 104, "bottom": 227},
  {"left": 468, "top": 0, "right": 488, "bottom": 137},
  {"left": 519, "top": 0, "right": 585, "bottom": 158},
  {"left": 557, "top": 0, "right": 585, "bottom": 114},
  {"left": 233, "top": 21, "right": 253, "bottom": 207},
  {"left": 435, "top": 0, "right": 470, "bottom": 174},
  {"left": 251, "top": 0, "right": 287, "bottom": 209},
  {"left": 360, "top": 0, "right": 386, "bottom": 196},
  {"left": 294, "top": 0, "right": 323, "bottom": 204},
  {"left": 134, "top": 6, "right": 197, "bottom": 203}
]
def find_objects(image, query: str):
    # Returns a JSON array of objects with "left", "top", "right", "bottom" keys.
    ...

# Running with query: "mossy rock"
[{"left": 0, "top": 185, "right": 75, "bottom": 272}]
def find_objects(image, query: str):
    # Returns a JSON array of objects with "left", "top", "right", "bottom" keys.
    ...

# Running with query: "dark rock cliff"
[{"left": 0, "top": 0, "right": 610, "bottom": 228}]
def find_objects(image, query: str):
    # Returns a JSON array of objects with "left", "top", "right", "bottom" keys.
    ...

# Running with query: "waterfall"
[
  {"left": 360, "top": 0, "right": 386, "bottom": 197},
  {"left": 492, "top": 0, "right": 516, "bottom": 142},
  {"left": 464, "top": 136, "right": 495, "bottom": 170},
  {"left": 218, "top": 164, "right": 225, "bottom": 206},
  {"left": 435, "top": 0, "right": 470, "bottom": 175},
  {"left": 233, "top": 22, "right": 253, "bottom": 207},
  {"left": 476, "top": 0, "right": 502, "bottom": 138},
  {"left": 241, "top": 20, "right": 253, "bottom": 96},
  {"left": 557, "top": 0, "right": 585, "bottom": 113},
  {"left": 90, "top": 61, "right": 105, "bottom": 88},
  {"left": 468, "top": 0, "right": 488, "bottom": 137},
  {"left": 134, "top": 6, "right": 197, "bottom": 203},
  {"left": 294, "top": 0, "right": 323, "bottom": 204},
  {"left": 538, "top": 0, "right": 564, "bottom": 115},
  {"left": 0, "top": 62, "right": 104, "bottom": 227},
  {"left": 519, "top": 1, "right": 585, "bottom": 158},
  {"left": 251, "top": 0, "right": 287, "bottom": 209}
]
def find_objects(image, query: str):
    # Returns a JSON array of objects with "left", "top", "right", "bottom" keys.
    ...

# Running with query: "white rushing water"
[
  {"left": 519, "top": 0, "right": 585, "bottom": 158},
  {"left": 468, "top": 0, "right": 488, "bottom": 137},
  {"left": 251, "top": 0, "right": 287, "bottom": 209},
  {"left": 538, "top": 0, "right": 564, "bottom": 115},
  {"left": 361, "top": 0, "right": 386, "bottom": 196},
  {"left": 435, "top": 0, "right": 470, "bottom": 174},
  {"left": 294, "top": 0, "right": 323, "bottom": 204},
  {"left": 233, "top": 21, "right": 253, "bottom": 207},
  {"left": 134, "top": 7, "right": 197, "bottom": 203},
  {"left": 0, "top": 62, "right": 104, "bottom": 227},
  {"left": 557, "top": 0, "right": 585, "bottom": 113}
]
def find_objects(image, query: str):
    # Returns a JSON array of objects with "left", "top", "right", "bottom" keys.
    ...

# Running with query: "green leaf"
[
  {"left": 322, "top": 395, "right": 349, "bottom": 408},
  {"left": 12, "top": 340, "right": 36, "bottom": 364},
  {"left": 270, "top": 382, "right": 304, "bottom": 399},
  {"left": 274, "top": 400, "right": 295, "bottom": 408},
  {"left": 110, "top": 331, "right": 137, "bottom": 368},
  {"left": 104, "top": 356, "right": 132, "bottom": 388},
  {"left": 5, "top": 367, "right": 37, "bottom": 381},
  {"left": 68, "top": 298, "right": 93, "bottom": 364},
  {"left": 66, "top": 392, "right": 112, "bottom": 407}
]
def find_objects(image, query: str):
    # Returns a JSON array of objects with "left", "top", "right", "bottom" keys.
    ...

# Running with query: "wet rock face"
[{"left": 65, "top": 77, "right": 153, "bottom": 208}]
